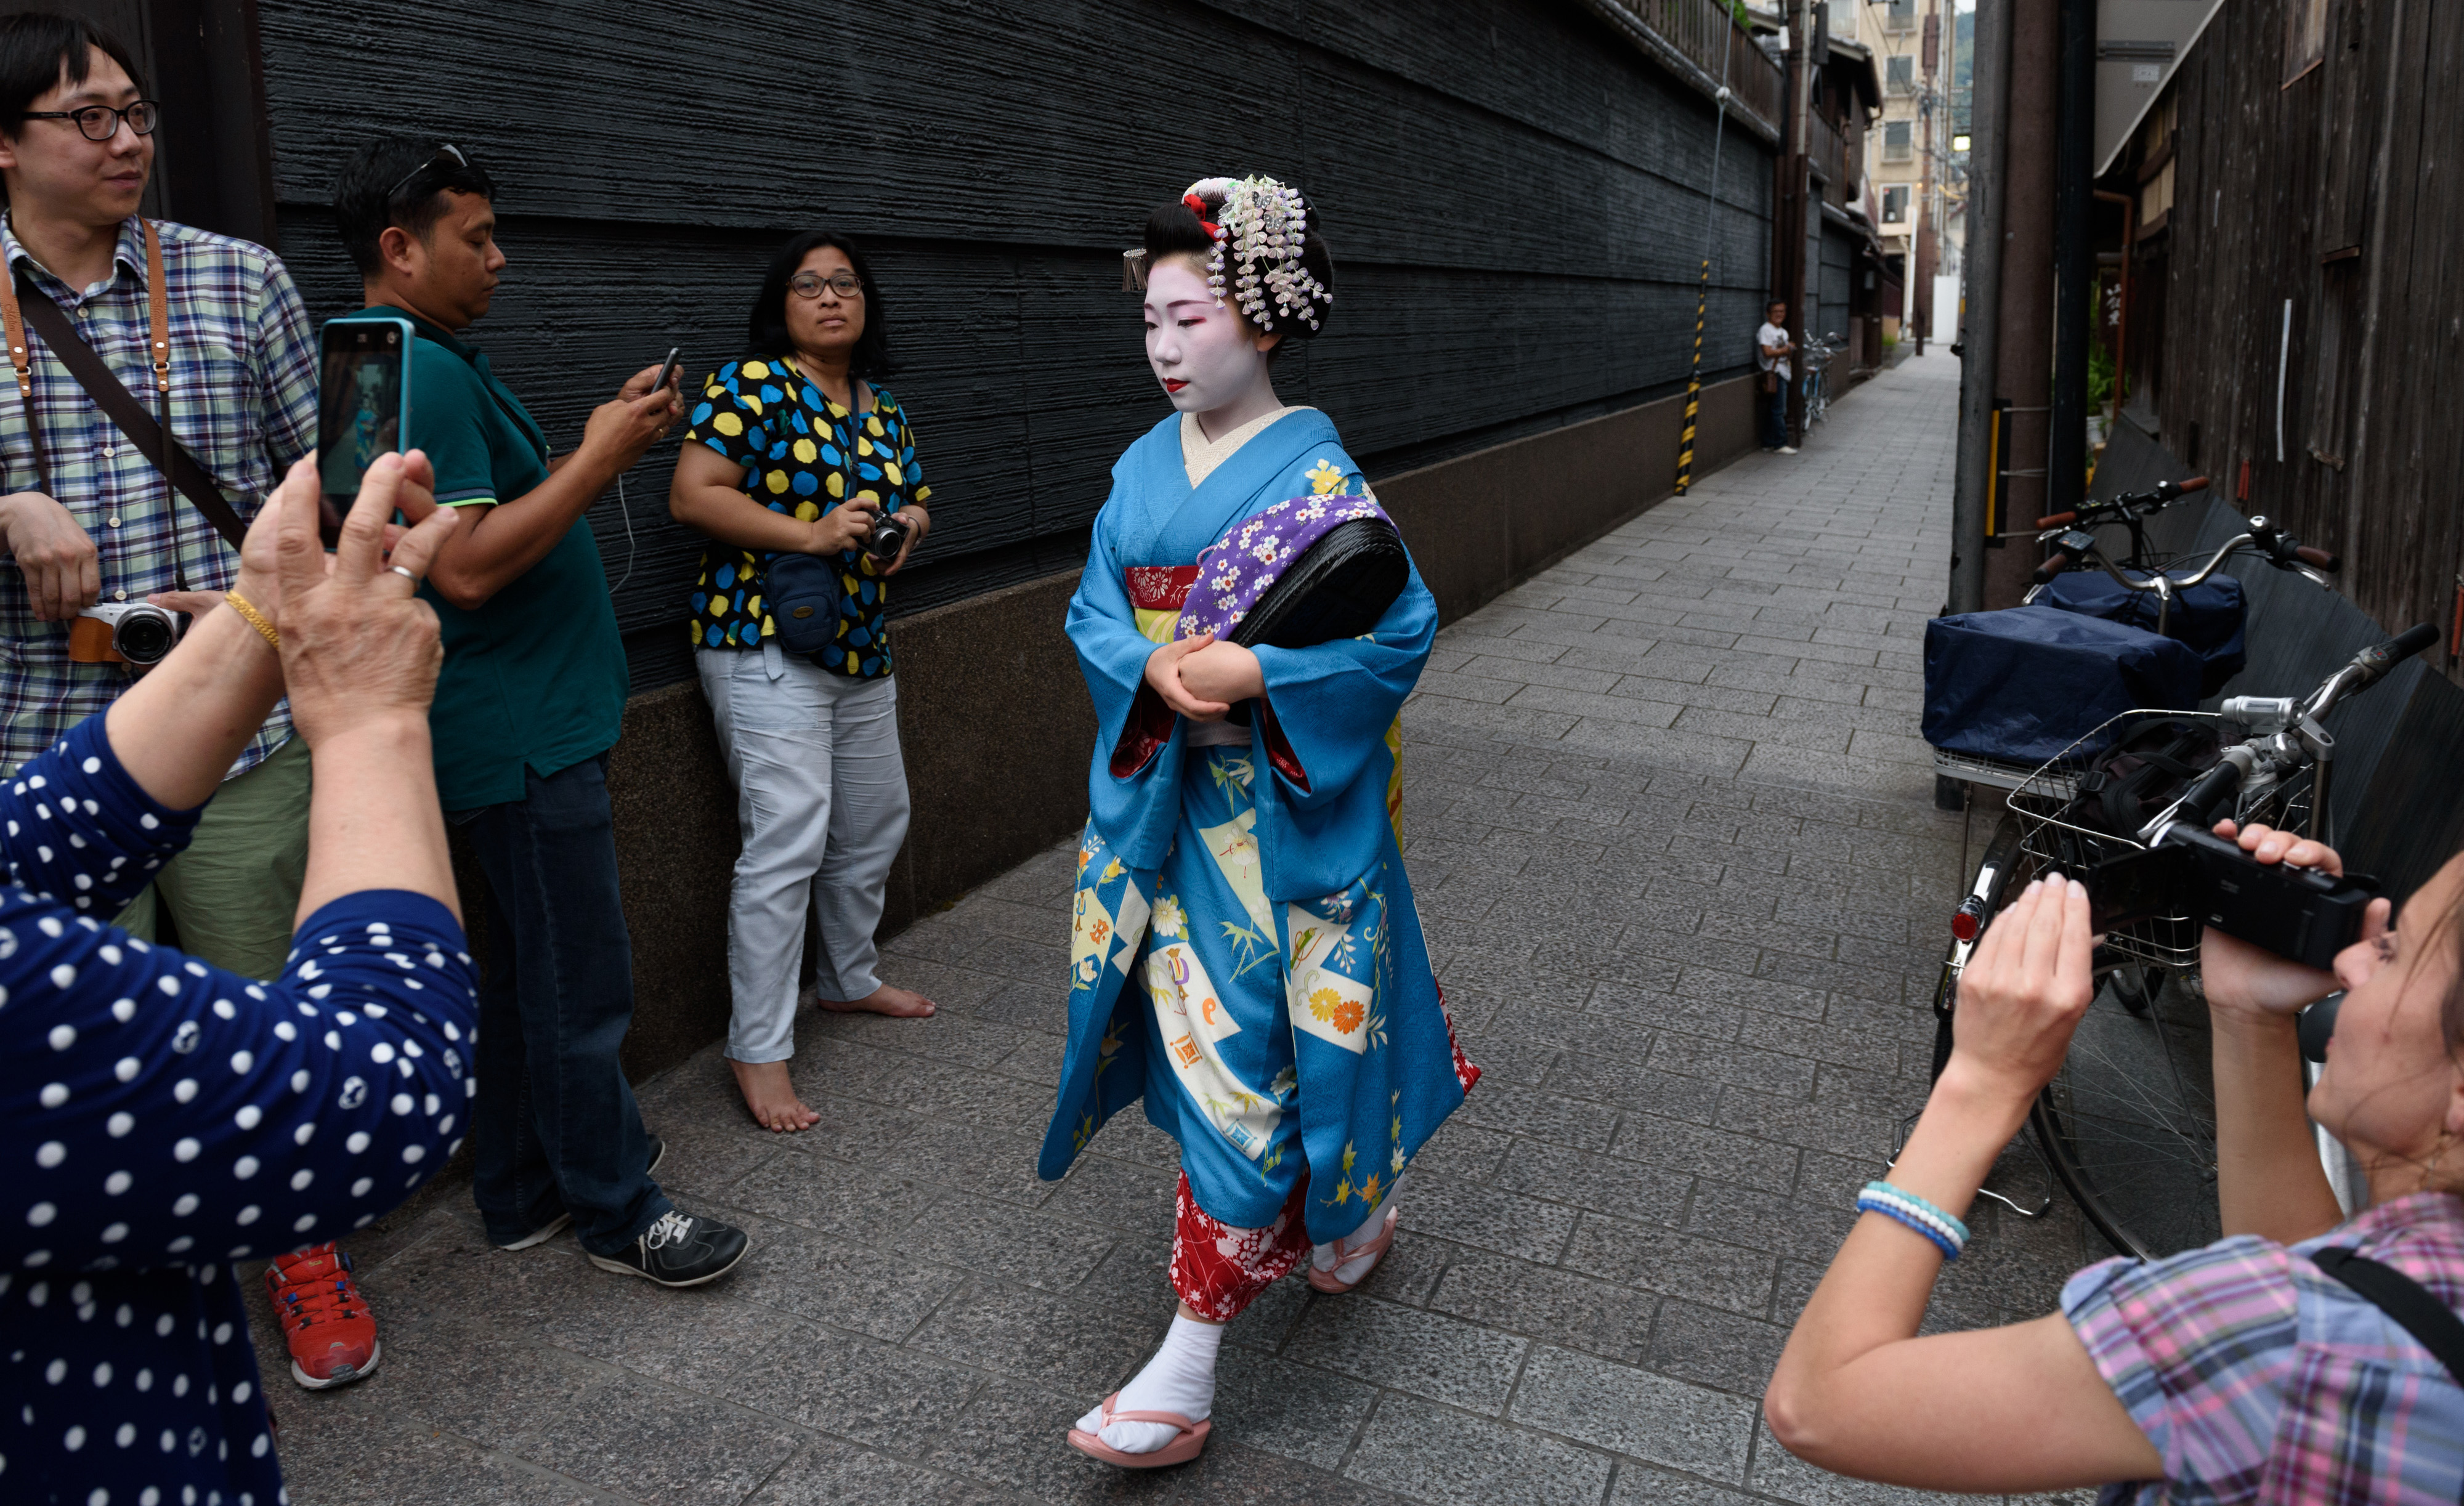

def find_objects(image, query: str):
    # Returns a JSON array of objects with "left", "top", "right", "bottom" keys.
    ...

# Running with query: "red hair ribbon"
[{"left": 1183, "top": 192, "right": 1222, "bottom": 237}]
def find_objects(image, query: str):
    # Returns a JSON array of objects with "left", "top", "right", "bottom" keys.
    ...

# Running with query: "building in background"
[{"left": 1831, "top": 0, "right": 1965, "bottom": 344}]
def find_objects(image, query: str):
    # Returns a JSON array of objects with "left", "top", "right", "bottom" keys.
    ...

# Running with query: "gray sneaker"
[{"left": 587, "top": 1210, "right": 750, "bottom": 1288}]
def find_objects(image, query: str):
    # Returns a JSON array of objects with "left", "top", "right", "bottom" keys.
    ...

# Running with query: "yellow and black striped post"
[
  {"left": 1675, "top": 20, "right": 1735, "bottom": 497},
  {"left": 1677, "top": 258, "right": 1711, "bottom": 495}
]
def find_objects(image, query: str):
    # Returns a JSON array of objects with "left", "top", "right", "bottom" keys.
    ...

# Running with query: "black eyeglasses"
[
  {"left": 19, "top": 99, "right": 158, "bottom": 142},
  {"left": 790, "top": 271, "right": 864, "bottom": 300},
  {"left": 388, "top": 142, "right": 472, "bottom": 201}
]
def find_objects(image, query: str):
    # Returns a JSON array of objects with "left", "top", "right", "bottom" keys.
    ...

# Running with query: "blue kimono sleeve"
[
  {"left": 1253, "top": 557, "right": 1437, "bottom": 811},
  {"left": 1066, "top": 481, "right": 1185, "bottom": 873}
]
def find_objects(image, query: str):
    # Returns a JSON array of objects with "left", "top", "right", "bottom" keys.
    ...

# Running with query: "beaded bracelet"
[{"left": 1855, "top": 1181, "right": 1969, "bottom": 1261}]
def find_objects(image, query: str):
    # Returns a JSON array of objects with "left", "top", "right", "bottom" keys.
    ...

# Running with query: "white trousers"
[{"left": 697, "top": 644, "right": 910, "bottom": 1064}]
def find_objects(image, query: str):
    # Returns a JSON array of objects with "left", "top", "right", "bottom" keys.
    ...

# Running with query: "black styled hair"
[
  {"left": 0, "top": 12, "right": 145, "bottom": 137},
  {"left": 1142, "top": 187, "right": 1335, "bottom": 358},
  {"left": 748, "top": 230, "right": 894, "bottom": 381},
  {"left": 331, "top": 136, "right": 498, "bottom": 277}
]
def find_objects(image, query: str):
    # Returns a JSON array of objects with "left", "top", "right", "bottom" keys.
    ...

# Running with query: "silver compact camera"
[{"left": 71, "top": 601, "right": 185, "bottom": 666}]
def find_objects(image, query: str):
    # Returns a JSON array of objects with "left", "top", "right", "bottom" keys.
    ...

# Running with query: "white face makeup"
[{"left": 1142, "top": 257, "right": 1278, "bottom": 429}]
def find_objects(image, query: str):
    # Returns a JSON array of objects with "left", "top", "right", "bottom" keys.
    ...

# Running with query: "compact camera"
[
  {"left": 2089, "top": 823, "right": 2380, "bottom": 972},
  {"left": 69, "top": 601, "right": 185, "bottom": 666},
  {"left": 864, "top": 511, "right": 912, "bottom": 564}
]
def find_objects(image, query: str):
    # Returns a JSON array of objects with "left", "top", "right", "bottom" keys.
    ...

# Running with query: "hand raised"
[
  {"left": 1945, "top": 875, "right": 2096, "bottom": 1105},
  {"left": 2199, "top": 821, "right": 2380, "bottom": 1019},
  {"left": 272, "top": 451, "right": 463, "bottom": 747}
]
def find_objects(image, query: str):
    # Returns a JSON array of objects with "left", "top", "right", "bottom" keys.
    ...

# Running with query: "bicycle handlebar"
[
  {"left": 2293, "top": 545, "right": 2340, "bottom": 572},
  {"left": 2035, "top": 511, "right": 2077, "bottom": 529},
  {"left": 2031, "top": 553, "right": 2076, "bottom": 586},
  {"left": 2173, "top": 476, "right": 2213, "bottom": 495}
]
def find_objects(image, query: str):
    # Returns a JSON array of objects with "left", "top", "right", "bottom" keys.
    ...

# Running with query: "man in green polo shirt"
[{"left": 331, "top": 137, "right": 749, "bottom": 1287}]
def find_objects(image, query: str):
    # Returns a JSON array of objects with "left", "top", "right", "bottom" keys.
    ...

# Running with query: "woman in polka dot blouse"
[
  {"left": 2, "top": 456, "right": 479, "bottom": 1505},
  {"left": 668, "top": 229, "right": 939, "bottom": 1135}
]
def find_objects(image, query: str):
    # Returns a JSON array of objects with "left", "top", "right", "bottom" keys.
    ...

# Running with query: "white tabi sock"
[
  {"left": 1079, "top": 1311, "right": 1222, "bottom": 1454},
  {"left": 1310, "top": 1181, "right": 1401, "bottom": 1287}
]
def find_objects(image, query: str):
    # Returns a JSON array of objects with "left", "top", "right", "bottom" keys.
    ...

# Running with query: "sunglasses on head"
[{"left": 388, "top": 142, "right": 474, "bottom": 201}]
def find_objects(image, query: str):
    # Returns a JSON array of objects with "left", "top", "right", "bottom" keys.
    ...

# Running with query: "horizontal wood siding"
[{"left": 254, "top": 0, "right": 1774, "bottom": 690}]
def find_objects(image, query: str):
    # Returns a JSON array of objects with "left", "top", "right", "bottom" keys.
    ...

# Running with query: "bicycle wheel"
[{"left": 1931, "top": 811, "right": 2221, "bottom": 1260}]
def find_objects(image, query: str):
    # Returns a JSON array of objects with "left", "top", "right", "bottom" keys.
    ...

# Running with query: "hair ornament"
[{"left": 1178, "top": 174, "right": 1331, "bottom": 332}]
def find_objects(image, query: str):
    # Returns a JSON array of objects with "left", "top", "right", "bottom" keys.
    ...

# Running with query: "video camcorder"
[{"left": 2089, "top": 824, "right": 2378, "bottom": 973}]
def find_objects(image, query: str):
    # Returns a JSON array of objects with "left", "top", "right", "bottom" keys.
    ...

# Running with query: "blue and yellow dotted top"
[{"left": 681, "top": 355, "right": 931, "bottom": 678}]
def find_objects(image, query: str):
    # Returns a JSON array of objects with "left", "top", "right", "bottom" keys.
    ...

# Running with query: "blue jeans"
[
  {"left": 1761, "top": 378, "right": 1789, "bottom": 449},
  {"left": 459, "top": 755, "right": 670, "bottom": 1255}
]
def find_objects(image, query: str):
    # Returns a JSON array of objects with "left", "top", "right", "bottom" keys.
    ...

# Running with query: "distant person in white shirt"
[{"left": 1757, "top": 301, "right": 1797, "bottom": 455}]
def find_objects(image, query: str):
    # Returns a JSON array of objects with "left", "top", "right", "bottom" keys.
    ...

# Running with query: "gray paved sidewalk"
[{"left": 262, "top": 352, "right": 2099, "bottom": 1506}]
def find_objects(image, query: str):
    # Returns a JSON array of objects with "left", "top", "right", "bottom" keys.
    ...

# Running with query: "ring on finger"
[{"left": 387, "top": 564, "right": 420, "bottom": 585}]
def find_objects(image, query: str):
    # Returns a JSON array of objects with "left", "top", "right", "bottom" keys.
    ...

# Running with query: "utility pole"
[
  {"left": 1950, "top": 0, "right": 2008, "bottom": 617},
  {"left": 1984, "top": 0, "right": 2056, "bottom": 610},
  {"left": 1777, "top": 0, "right": 1812, "bottom": 444},
  {"left": 1915, "top": 0, "right": 1939, "bottom": 355},
  {"left": 2046, "top": 0, "right": 2096, "bottom": 520}
]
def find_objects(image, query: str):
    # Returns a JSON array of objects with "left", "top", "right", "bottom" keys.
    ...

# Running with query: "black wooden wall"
[
  {"left": 2131, "top": 0, "right": 2464, "bottom": 681},
  {"left": 254, "top": 0, "right": 1775, "bottom": 692}
]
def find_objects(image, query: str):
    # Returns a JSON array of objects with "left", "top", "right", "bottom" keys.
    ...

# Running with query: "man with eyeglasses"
[
  {"left": 328, "top": 134, "right": 752, "bottom": 1290},
  {"left": 0, "top": 48, "right": 331, "bottom": 1010}
]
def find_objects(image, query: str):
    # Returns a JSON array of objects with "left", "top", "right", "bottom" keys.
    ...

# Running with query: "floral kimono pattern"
[{"left": 1041, "top": 408, "right": 1478, "bottom": 1244}]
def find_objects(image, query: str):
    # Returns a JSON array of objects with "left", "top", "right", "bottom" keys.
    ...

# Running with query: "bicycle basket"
[{"left": 2007, "top": 710, "right": 2223, "bottom": 968}]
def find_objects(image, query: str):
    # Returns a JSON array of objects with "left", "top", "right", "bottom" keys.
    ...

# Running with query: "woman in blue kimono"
[{"left": 1042, "top": 177, "right": 1478, "bottom": 1468}]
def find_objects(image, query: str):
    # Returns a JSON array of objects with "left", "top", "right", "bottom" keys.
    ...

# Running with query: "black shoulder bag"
[
  {"left": 2311, "top": 1247, "right": 2464, "bottom": 1388},
  {"left": 0, "top": 219, "right": 248, "bottom": 551}
]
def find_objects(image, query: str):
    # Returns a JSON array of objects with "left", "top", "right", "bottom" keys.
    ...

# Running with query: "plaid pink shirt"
[{"left": 2064, "top": 1191, "right": 2464, "bottom": 1504}]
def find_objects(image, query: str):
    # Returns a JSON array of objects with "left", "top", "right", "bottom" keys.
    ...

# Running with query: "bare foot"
[
  {"left": 809, "top": 982, "right": 936, "bottom": 1018},
  {"left": 727, "top": 1058, "right": 819, "bottom": 1133}
]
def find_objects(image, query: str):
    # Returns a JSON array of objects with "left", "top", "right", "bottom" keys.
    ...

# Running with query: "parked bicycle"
[
  {"left": 1801, "top": 333, "right": 1846, "bottom": 426},
  {"left": 1926, "top": 610, "right": 2440, "bottom": 1260},
  {"left": 2027, "top": 474, "right": 2214, "bottom": 581},
  {"left": 1918, "top": 507, "right": 2409, "bottom": 1260}
]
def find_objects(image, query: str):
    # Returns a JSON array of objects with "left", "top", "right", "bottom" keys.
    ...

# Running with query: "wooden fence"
[{"left": 2125, "top": 0, "right": 2464, "bottom": 681}]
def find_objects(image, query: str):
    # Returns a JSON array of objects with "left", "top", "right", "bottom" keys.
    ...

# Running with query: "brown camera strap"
[{"left": 0, "top": 219, "right": 247, "bottom": 550}]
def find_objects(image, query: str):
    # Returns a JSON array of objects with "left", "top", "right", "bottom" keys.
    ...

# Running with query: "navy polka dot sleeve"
[{"left": 1, "top": 713, "right": 481, "bottom": 1505}]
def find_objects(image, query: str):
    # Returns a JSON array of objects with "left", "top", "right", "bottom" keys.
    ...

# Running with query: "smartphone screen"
[{"left": 318, "top": 318, "right": 410, "bottom": 546}]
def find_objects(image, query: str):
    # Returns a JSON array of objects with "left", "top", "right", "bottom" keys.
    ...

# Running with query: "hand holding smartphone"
[
  {"left": 317, "top": 317, "right": 413, "bottom": 548},
  {"left": 648, "top": 346, "right": 681, "bottom": 399}
]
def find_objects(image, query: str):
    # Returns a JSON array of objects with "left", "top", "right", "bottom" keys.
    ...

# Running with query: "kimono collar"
[{"left": 1181, "top": 404, "right": 1311, "bottom": 490}]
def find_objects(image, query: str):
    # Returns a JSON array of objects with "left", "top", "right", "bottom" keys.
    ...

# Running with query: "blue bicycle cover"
[
  {"left": 1922, "top": 606, "right": 2204, "bottom": 765},
  {"left": 2038, "top": 570, "right": 2248, "bottom": 697}
]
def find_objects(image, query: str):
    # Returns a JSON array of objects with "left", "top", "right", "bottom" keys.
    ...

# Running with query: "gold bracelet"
[{"left": 225, "top": 590, "right": 280, "bottom": 650}]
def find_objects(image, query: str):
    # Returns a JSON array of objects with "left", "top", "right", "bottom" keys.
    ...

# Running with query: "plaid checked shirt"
[
  {"left": 0, "top": 215, "right": 317, "bottom": 779},
  {"left": 2064, "top": 1190, "right": 2464, "bottom": 1504}
]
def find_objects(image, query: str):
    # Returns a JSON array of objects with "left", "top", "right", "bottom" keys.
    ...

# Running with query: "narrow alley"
[{"left": 265, "top": 353, "right": 2097, "bottom": 1506}]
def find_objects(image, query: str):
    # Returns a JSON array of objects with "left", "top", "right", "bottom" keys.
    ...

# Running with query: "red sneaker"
[{"left": 264, "top": 1242, "right": 382, "bottom": 1390}]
